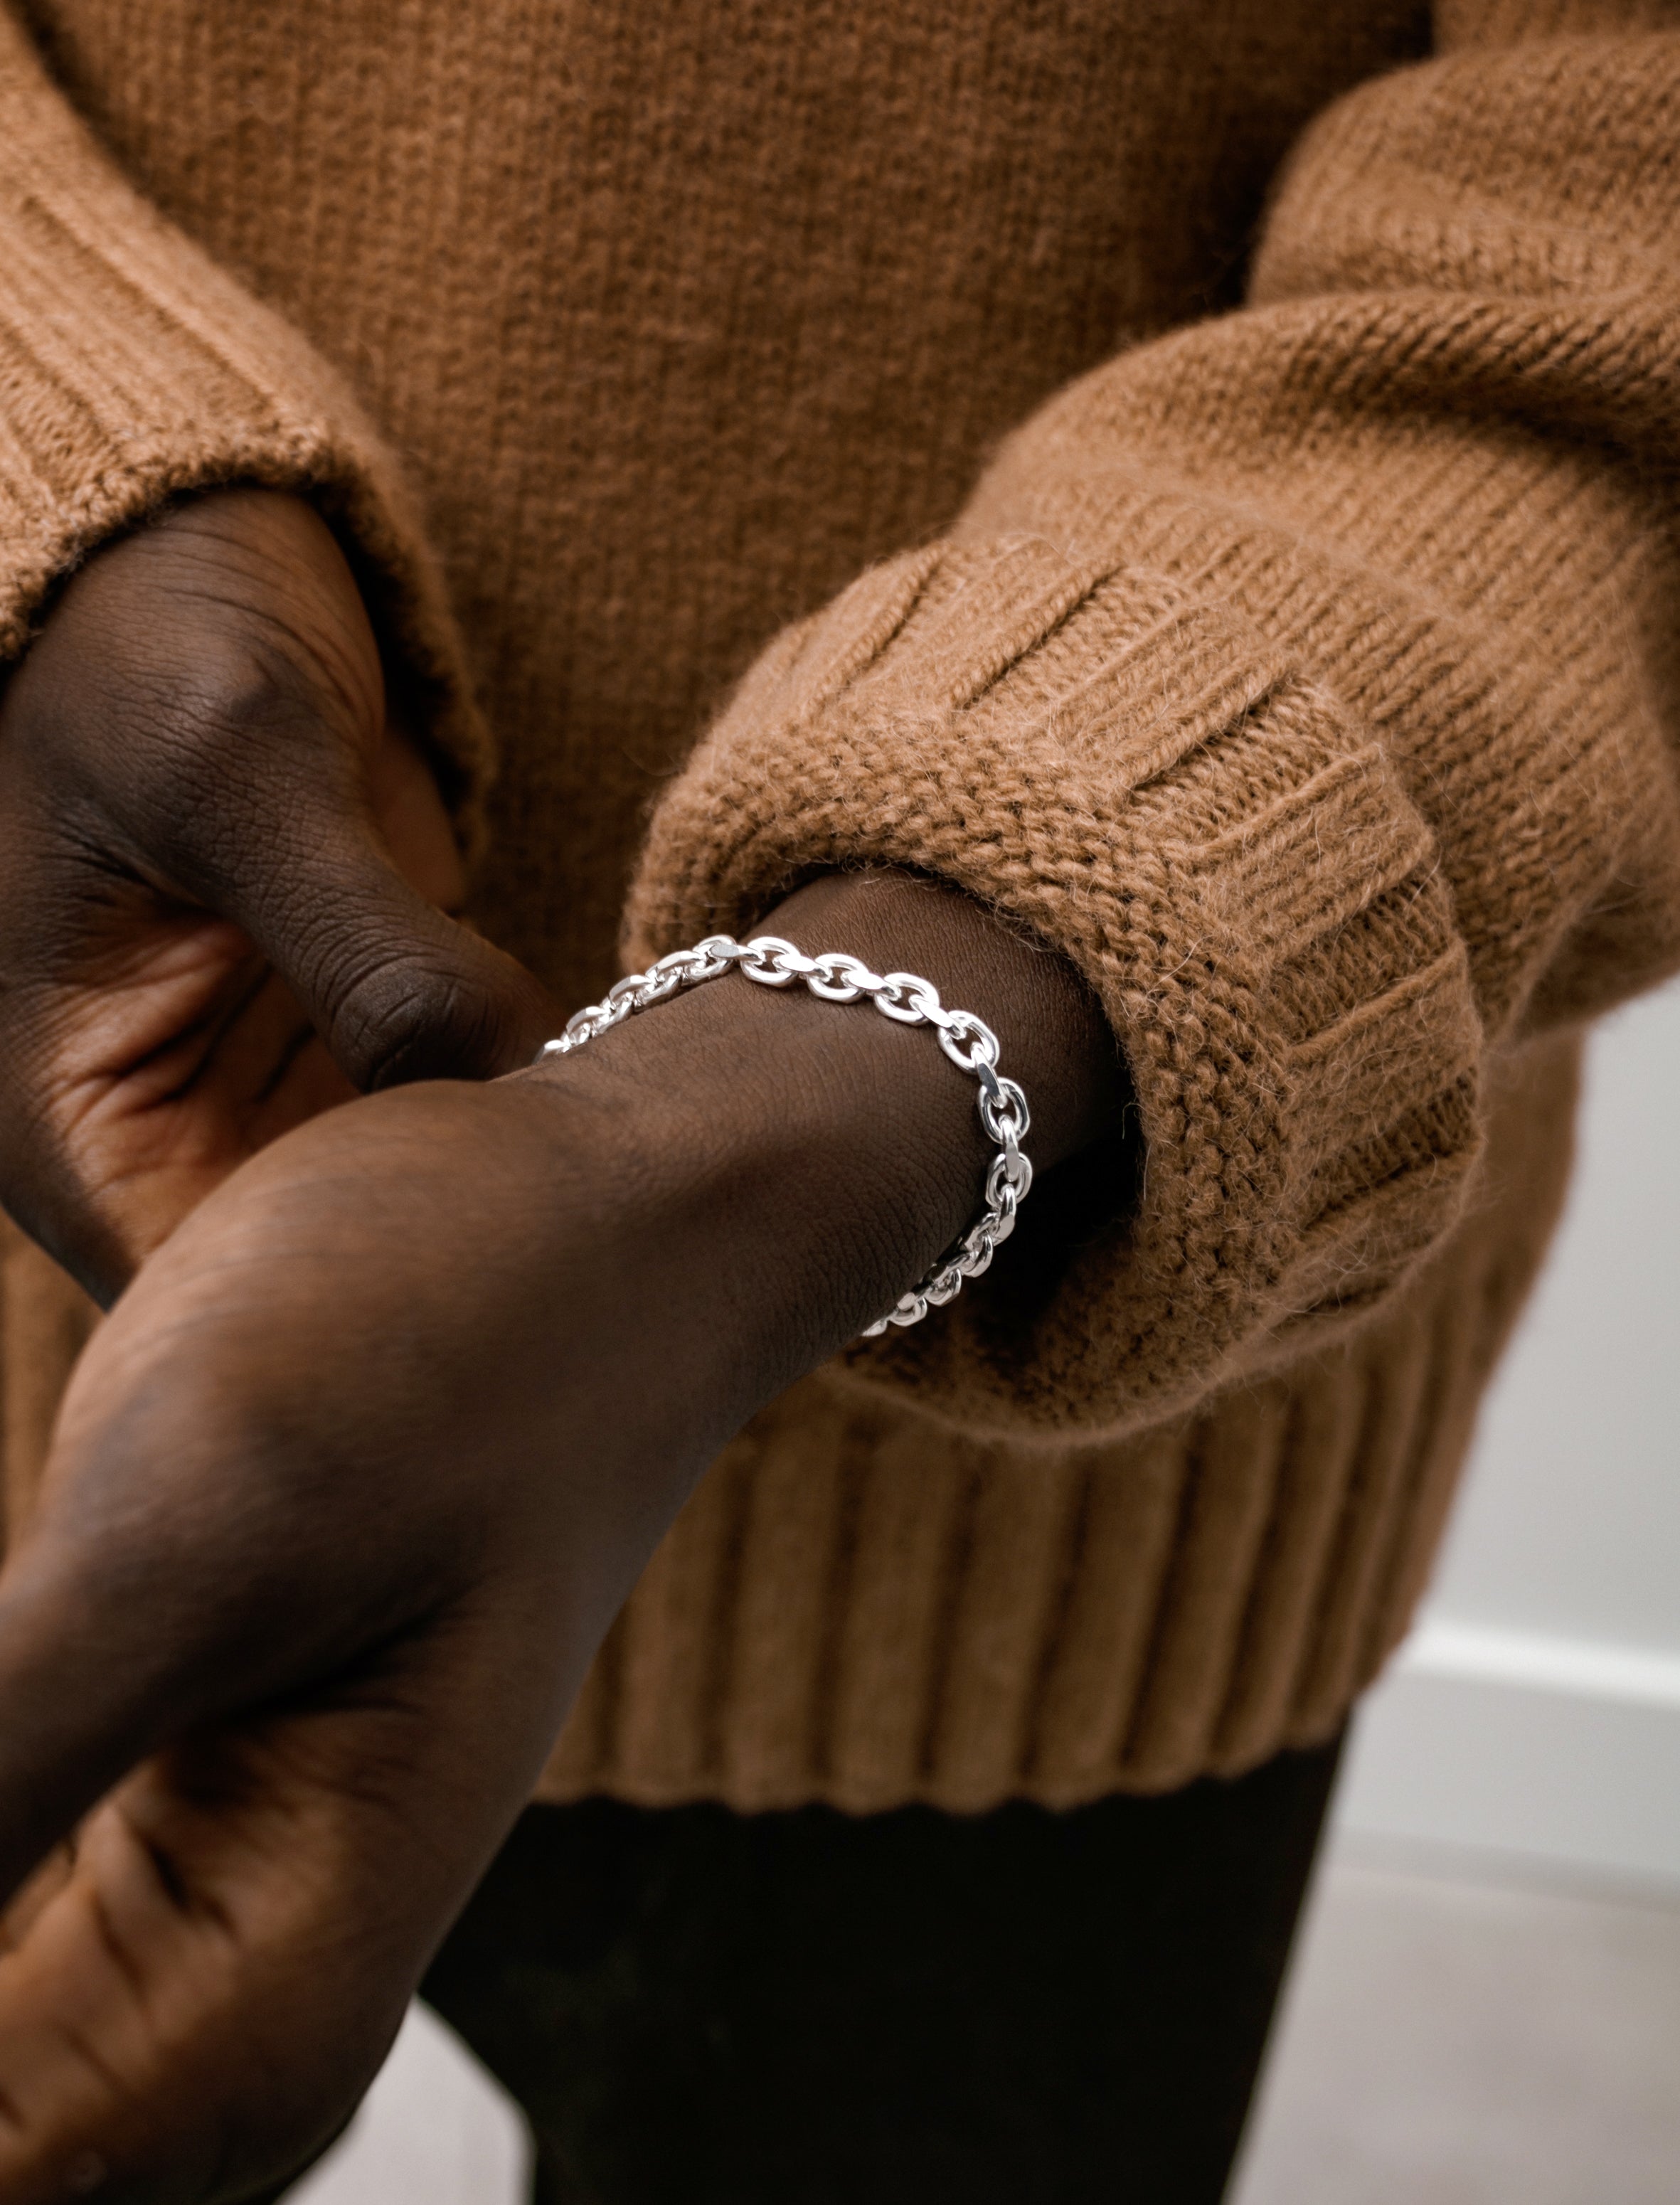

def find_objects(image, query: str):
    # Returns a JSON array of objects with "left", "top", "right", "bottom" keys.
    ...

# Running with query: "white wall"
[{"left": 1339, "top": 979, "right": 1680, "bottom": 1887}]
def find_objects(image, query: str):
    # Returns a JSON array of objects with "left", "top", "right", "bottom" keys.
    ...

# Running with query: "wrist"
[
  {"left": 515, "top": 869, "right": 1125, "bottom": 1402},
  {"left": 759, "top": 870, "right": 1120, "bottom": 1170},
  {"left": 514, "top": 953, "right": 959, "bottom": 1396}
]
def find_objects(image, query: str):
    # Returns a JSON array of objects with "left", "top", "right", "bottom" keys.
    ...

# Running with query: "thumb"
[{"left": 228, "top": 808, "right": 556, "bottom": 1093}]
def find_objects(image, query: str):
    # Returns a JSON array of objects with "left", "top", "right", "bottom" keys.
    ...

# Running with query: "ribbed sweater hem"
[{"left": 535, "top": 1028, "right": 1577, "bottom": 1815}]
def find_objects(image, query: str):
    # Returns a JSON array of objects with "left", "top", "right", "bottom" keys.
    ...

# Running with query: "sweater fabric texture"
[{"left": 0, "top": 0, "right": 1676, "bottom": 1811}]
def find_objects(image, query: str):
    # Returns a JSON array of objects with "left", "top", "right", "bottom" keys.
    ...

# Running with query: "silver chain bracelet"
[{"left": 536, "top": 935, "right": 1033, "bottom": 1335}]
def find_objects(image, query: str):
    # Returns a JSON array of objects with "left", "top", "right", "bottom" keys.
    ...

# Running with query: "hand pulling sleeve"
[{"left": 626, "top": 0, "right": 1680, "bottom": 1437}]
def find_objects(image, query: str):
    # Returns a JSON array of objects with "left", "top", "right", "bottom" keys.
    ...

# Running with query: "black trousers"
[{"left": 422, "top": 1733, "right": 1342, "bottom": 2205}]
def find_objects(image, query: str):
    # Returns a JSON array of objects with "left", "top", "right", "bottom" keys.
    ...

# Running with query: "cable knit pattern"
[
  {"left": 537, "top": 1031, "right": 1578, "bottom": 1807},
  {"left": 1, "top": 0, "right": 1675, "bottom": 1800}
]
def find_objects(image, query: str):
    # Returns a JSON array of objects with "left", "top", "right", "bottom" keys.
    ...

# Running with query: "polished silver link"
[
  {"left": 873, "top": 972, "right": 944, "bottom": 1025},
  {"left": 807, "top": 950, "right": 885, "bottom": 1002},
  {"left": 977, "top": 1072, "right": 1031, "bottom": 1148},
  {"left": 535, "top": 933, "right": 1034, "bottom": 1338},
  {"left": 936, "top": 1011, "right": 1001, "bottom": 1074},
  {"left": 738, "top": 934, "right": 807, "bottom": 986}
]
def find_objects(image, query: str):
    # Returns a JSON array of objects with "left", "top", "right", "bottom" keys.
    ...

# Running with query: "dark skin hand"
[
  {"left": 0, "top": 485, "right": 551, "bottom": 1306},
  {"left": 0, "top": 502, "right": 1123, "bottom": 2200}
]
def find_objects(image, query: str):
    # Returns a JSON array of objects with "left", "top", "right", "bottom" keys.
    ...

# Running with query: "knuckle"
[
  {"left": 328, "top": 951, "right": 510, "bottom": 1089},
  {"left": 126, "top": 637, "right": 331, "bottom": 787},
  {"left": 43, "top": 637, "right": 347, "bottom": 895}
]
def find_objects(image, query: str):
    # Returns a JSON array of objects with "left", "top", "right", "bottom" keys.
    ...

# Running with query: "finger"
[
  {"left": 60, "top": 974, "right": 357, "bottom": 1293},
  {"left": 366, "top": 708, "right": 467, "bottom": 913},
  {"left": 0, "top": 1844, "right": 75, "bottom": 1961},
  {"left": 1, "top": 934, "right": 357, "bottom": 1300},
  {"left": 172, "top": 679, "right": 555, "bottom": 1092},
  {"left": 223, "top": 803, "right": 556, "bottom": 1092}
]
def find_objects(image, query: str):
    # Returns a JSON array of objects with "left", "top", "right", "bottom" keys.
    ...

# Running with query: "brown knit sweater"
[{"left": 1, "top": 0, "right": 1676, "bottom": 1810}]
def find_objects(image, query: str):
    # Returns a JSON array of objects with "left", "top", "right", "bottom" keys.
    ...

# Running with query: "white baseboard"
[{"left": 1334, "top": 1615, "right": 1680, "bottom": 1891}]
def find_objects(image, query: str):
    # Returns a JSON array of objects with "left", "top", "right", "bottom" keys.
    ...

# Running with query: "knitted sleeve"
[
  {"left": 0, "top": 7, "right": 486, "bottom": 818},
  {"left": 627, "top": 0, "right": 1680, "bottom": 1438}
]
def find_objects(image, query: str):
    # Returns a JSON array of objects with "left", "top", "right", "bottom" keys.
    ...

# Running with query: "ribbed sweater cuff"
[
  {"left": 627, "top": 536, "right": 1485, "bottom": 1436},
  {"left": 0, "top": 20, "right": 487, "bottom": 829}
]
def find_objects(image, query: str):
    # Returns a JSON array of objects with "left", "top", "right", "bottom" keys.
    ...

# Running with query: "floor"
[
  {"left": 1230, "top": 1844, "right": 1680, "bottom": 2205},
  {"left": 289, "top": 1839, "right": 1680, "bottom": 2205}
]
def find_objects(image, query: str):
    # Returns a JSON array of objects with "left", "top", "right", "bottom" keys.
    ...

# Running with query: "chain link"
[{"left": 536, "top": 933, "right": 1033, "bottom": 1336}]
